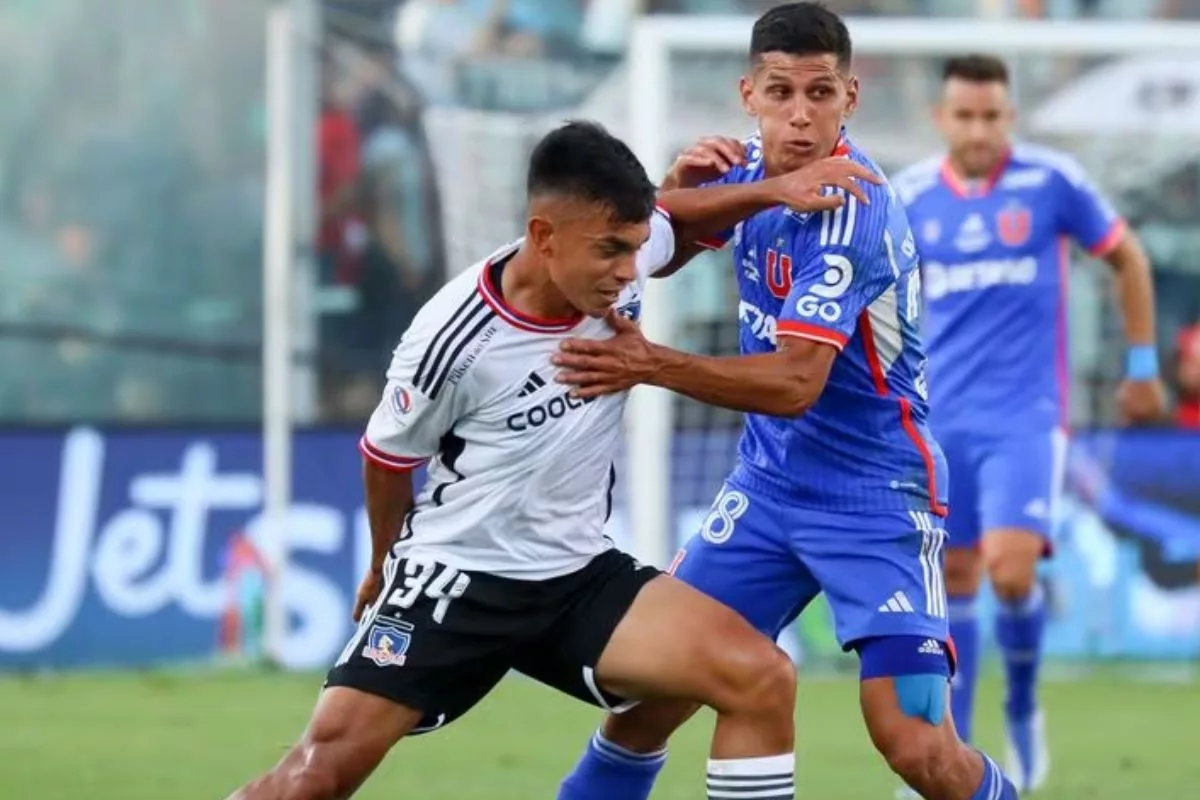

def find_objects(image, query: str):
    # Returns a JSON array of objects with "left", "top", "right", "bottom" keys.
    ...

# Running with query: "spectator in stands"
[
  {"left": 396, "top": 0, "right": 518, "bottom": 104},
  {"left": 1177, "top": 323, "right": 1200, "bottom": 427}
]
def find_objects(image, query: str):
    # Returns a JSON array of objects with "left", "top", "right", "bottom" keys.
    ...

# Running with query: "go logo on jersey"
[{"left": 794, "top": 254, "right": 854, "bottom": 322}]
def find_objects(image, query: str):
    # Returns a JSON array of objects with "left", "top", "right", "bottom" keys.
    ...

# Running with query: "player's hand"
[
  {"left": 1116, "top": 378, "right": 1167, "bottom": 425},
  {"left": 661, "top": 136, "right": 745, "bottom": 191},
  {"left": 766, "top": 157, "right": 881, "bottom": 212},
  {"left": 352, "top": 567, "right": 385, "bottom": 623},
  {"left": 552, "top": 311, "right": 660, "bottom": 398}
]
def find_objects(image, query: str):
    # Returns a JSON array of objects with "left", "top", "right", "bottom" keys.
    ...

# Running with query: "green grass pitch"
[{"left": 1, "top": 669, "right": 1197, "bottom": 798}]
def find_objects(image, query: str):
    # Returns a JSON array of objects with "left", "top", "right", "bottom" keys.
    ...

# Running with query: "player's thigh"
[
  {"left": 509, "top": 551, "right": 706, "bottom": 753},
  {"left": 517, "top": 548, "right": 794, "bottom": 715},
  {"left": 977, "top": 428, "right": 1066, "bottom": 594},
  {"left": 511, "top": 549, "right": 660, "bottom": 713},
  {"left": 792, "top": 508, "right": 950, "bottom": 651},
  {"left": 938, "top": 429, "right": 986, "bottom": 596},
  {"left": 325, "top": 554, "right": 514, "bottom": 736},
  {"left": 596, "top": 574, "right": 796, "bottom": 712},
  {"left": 977, "top": 427, "right": 1066, "bottom": 547},
  {"left": 671, "top": 480, "right": 818, "bottom": 638}
]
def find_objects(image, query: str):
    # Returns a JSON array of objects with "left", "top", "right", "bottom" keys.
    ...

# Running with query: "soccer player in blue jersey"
[
  {"left": 892, "top": 54, "right": 1166, "bottom": 792},
  {"left": 551, "top": 4, "right": 1019, "bottom": 800}
]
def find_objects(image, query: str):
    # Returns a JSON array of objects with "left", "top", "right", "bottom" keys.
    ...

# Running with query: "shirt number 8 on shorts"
[{"left": 701, "top": 487, "right": 749, "bottom": 545}]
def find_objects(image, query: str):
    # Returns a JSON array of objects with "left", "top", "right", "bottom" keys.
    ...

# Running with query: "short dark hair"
[
  {"left": 942, "top": 54, "right": 1009, "bottom": 85},
  {"left": 526, "top": 121, "right": 655, "bottom": 225},
  {"left": 749, "top": 2, "right": 852, "bottom": 70}
]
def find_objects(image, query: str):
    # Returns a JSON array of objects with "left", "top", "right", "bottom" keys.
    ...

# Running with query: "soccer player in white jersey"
[
  {"left": 225, "top": 120, "right": 876, "bottom": 800},
  {"left": 892, "top": 55, "right": 1166, "bottom": 792}
]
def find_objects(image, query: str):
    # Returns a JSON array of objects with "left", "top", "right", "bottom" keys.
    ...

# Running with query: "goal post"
[{"left": 624, "top": 15, "right": 1200, "bottom": 568}]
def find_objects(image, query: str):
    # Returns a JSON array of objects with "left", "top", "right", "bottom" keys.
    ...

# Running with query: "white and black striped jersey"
[{"left": 359, "top": 209, "right": 675, "bottom": 580}]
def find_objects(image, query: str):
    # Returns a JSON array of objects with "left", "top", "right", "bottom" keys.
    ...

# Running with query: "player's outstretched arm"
[
  {"left": 648, "top": 336, "right": 836, "bottom": 416},
  {"left": 554, "top": 311, "right": 836, "bottom": 416},
  {"left": 654, "top": 156, "right": 880, "bottom": 276}
]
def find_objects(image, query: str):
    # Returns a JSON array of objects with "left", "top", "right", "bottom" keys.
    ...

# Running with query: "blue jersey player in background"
[
  {"left": 552, "top": 5, "right": 1018, "bottom": 800},
  {"left": 893, "top": 55, "right": 1166, "bottom": 793}
]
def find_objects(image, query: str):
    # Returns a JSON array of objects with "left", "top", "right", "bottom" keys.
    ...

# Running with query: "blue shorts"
[
  {"left": 938, "top": 427, "right": 1068, "bottom": 551},
  {"left": 671, "top": 477, "right": 950, "bottom": 650}
]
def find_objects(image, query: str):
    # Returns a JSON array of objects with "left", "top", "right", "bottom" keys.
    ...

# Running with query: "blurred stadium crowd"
[{"left": 1, "top": 0, "right": 1199, "bottom": 425}]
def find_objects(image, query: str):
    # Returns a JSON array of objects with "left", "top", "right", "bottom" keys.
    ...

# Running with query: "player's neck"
[
  {"left": 945, "top": 149, "right": 1010, "bottom": 187},
  {"left": 502, "top": 245, "right": 580, "bottom": 322}
]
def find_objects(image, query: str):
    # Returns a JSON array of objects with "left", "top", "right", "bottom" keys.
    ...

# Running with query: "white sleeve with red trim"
[
  {"left": 640, "top": 206, "right": 677, "bottom": 278},
  {"left": 359, "top": 305, "right": 472, "bottom": 472},
  {"left": 776, "top": 188, "right": 894, "bottom": 350}
]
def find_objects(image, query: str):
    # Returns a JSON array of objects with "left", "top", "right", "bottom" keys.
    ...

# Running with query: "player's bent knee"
[
  {"left": 711, "top": 636, "right": 796, "bottom": 716},
  {"left": 983, "top": 530, "right": 1043, "bottom": 601}
]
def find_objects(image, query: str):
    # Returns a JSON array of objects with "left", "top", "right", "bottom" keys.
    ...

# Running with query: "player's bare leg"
[
  {"left": 225, "top": 687, "right": 422, "bottom": 800},
  {"left": 861, "top": 673, "right": 1015, "bottom": 800},
  {"left": 982, "top": 527, "right": 1051, "bottom": 792},
  {"left": 558, "top": 574, "right": 797, "bottom": 800}
]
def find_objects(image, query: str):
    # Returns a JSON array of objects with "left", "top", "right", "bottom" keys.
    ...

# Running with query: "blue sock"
[
  {"left": 970, "top": 751, "right": 1018, "bottom": 799},
  {"left": 948, "top": 594, "right": 980, "bottom": 744},
  {"left": 994, "top": 584, "right": 1046, "bottom": 721},
  {"left": 556, "top": 729, "right": 666, "bottom": 800}
]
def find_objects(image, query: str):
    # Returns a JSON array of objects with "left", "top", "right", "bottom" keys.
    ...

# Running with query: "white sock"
[{"left": 706, "top": 753, "right": 795, "bottom": 800}]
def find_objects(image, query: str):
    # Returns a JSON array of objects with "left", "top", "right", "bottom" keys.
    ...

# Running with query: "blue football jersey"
[
  {"left": 893, "top": 144, "right": 1124, "bottom": 433},
  {"left": 700, "top": 133, "right": 947, "bottom": 517}
]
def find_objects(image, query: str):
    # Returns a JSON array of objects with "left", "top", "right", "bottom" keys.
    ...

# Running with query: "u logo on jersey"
[
  {"left": 996, "top": 202, "right": 1032, "bottom": 247},
  {"left": 765, "top": 248, "right": 793, "bottom": 299}
]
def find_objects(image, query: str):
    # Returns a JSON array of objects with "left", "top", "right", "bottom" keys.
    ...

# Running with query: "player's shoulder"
[
  {"left": 890, "top": 154, "right": 944, "bottom": 205},
  {"left": 724, "top": 131, "right": 766, "bottom": 184},
  {"left": 405, "top": 259, "right": 488, "bottom": 341},
  {"left": 1009, "top": 142, "right": 1092, "bottom": 188},
  {"left": 394, "top": 247, "right": 509, "bottom": 396}
]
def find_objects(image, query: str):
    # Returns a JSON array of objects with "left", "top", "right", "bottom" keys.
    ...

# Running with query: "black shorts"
[{"left": 324, "top": 548, "right": 659, "bottom": 734}]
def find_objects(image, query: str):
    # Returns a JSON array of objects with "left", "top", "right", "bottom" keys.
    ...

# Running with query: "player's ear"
[
  {"left": 527, "top": 215, "right": 556, "bottom": 257},
  {"left": 739, "top": 74, "right": 756, "bottom": 117},
  {"left": 842, "top": 75, "right": 860, "bottom": 120}
]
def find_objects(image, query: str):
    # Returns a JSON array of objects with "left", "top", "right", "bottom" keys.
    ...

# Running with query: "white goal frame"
[{"left": 623, "top": 16, "right": 1200, "bottom": 567}]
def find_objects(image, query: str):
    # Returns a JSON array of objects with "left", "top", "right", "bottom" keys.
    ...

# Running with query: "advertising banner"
[{"left": 1, "top": 427, "right": 1197, "bottom": 670}]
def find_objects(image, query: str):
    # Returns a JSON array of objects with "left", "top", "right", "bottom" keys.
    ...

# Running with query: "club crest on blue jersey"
[
  {"left": 362, "top": 619, "right": 414, "bottom": 667},
  {"left": 996, "top": 201, "right": 1032, "bottom": 247}
]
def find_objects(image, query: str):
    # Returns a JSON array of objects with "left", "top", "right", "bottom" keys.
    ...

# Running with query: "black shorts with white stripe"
[{"left": 325, "top": 549, "right": 660, "bottom": 734}]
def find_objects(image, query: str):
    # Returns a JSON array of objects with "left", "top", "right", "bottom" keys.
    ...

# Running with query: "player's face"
[
  {"left": 529, "top": 201, "right": 650, "bottom": 317},
  {"left": 936, "top": 78, "right": 1014, "bottom": 178},
  {"left": 739, "top": 52, "right": 859, "bottom": 177}
]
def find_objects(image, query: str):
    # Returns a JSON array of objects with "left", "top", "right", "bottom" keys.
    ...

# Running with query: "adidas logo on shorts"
[
  {"left": 918, "top": 638, "right": 944, "bottom": 657},
  {"left": 878, "top": 591, "right": 914, "bottom": 613}
]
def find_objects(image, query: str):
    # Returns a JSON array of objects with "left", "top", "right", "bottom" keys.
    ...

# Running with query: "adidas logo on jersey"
[
  {"left": 516, "top": 372, "right": 546, "bottom": 398},
  {"left": 918, "top": 638, "right": 944, "bottom": 657},
  {"left": 878, "top": 591, "right": 915, "bottom": 613}
]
